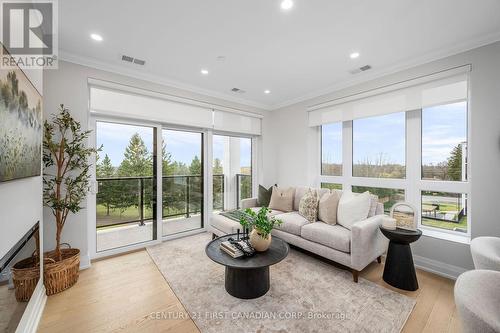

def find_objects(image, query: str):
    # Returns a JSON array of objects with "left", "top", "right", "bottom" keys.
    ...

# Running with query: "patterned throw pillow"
[{"left": 299, "top": 189, "right": 319, "bottom": 223}]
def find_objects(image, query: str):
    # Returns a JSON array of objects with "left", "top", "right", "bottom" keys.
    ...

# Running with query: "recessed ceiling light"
[
  {"left": 281, "top": 0, "right": 294, "bottom": 10},
  {"left": 200, "top": 69, "right": 209, "bottom": 75},
  {"left": 350, "top": 52, "right": 360, "bottom": 59},
  {"left": 264, "top": 90, "right": 271, "bottom": 94},
  {"left": 90, "top": 33, "right": 103, "bottom": 42}
]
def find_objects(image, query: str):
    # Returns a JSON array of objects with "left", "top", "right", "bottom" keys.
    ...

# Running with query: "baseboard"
[
  {"left": 413, "top": 255, "right": 468, "bottom": 280},
  {"left": 15, "top": 280, "right": 47, "bottom": 333},
  {"left": 79, "top": 253, "right": 91, "bottom": 270}
]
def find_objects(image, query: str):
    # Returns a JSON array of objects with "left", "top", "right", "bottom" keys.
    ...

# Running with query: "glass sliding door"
[
  {"left": 95, "top": 121, "right": 157, "bottom": 252},
  {"left": 213, "top": 135, "right": 252, "bottom": 211},
  {"left": 162, "top": 129, "right": 203, "bottom": 236}
]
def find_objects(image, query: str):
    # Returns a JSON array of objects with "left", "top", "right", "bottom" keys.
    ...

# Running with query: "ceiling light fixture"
[
  {"left": 264, "top": 90, "right": 271, "bottom": 94},
  {"left": 281, "top": 0, "right": 294, "bottom": 10},
  {"left": 90, "top": 33, "right": 103, "bottom": 42},
  {"left": 200, "top": 69, "right": 209, "bottom": 75},
  {"left": 350, "top": 52, "right": 360, "bottom": 59}
]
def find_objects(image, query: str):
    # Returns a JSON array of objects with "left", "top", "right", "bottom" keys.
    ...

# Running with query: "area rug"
[{"left": 147, "top": 233, "right": 415, "bottom": 333}]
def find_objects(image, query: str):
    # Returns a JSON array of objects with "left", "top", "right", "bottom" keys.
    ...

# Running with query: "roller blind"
[
  {"left": 213, "top": 110, "right": 261, "bottom": 135},
  {"left": 308, "top": 66, "right": 470, "bottom": 126},
  {"left": 89, "top": 84, "right": 263, "bottom": 135},
  {"left": 90, "top": 86, "right": 214, "bottom": 128}
]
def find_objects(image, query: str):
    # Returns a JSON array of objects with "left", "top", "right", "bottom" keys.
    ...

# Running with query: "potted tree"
[
  {"left": 239, "top": 207, "right": 282, "bottom": 252},
  {"left": 42, "top": 105, "right": 99, "bottom": 295}
]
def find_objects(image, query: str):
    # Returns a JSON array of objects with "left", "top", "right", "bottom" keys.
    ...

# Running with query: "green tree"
[
  {"left": 212, "top": 158, "right": 224, "bottom": 210},
  {"left": 213, "top": 158, "right": 223, "bottom": 175},
  {"left": 118, "top": 133, "right": 152, "bottom": 176},
  {"left": 116, "top": 133, "right": 152, "bottom": 218},
  {"left": 189, "top": 155, "right": 202, "bottom": 175},
  {"left": 162, "top": 143, "right": 175, "bottom": 176},
  {"left": 96, "top": 154, "right": 116, "bottom": 216},
  {"left": 447, "top": 144, "right": 463, "bottom": 181},
  {"left": 96, "top": 154, "right": 114, "bottom": 177}
]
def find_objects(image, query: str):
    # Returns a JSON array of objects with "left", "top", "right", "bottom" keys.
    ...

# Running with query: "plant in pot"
[
  {"left": 239, "top": 207, "right": 282, "bottom": 252},
  {"left": 42, "top": 105, "right": 100, "bottom": 295}
]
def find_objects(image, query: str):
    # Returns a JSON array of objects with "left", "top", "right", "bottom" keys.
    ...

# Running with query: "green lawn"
[{"left": 421, "top": 201, "right": 467, "bottom": 232}]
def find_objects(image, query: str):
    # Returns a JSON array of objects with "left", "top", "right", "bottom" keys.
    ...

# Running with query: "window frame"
[{"left": 318, "top": 101, "right": 471, "bottom": 244}]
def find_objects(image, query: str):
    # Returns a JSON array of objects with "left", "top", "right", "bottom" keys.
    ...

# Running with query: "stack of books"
[{"left": 220, "top": 241, "right": 244, "bottom": 258}]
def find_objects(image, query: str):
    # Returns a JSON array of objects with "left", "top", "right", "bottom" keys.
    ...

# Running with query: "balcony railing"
[{"left": 96, "top": 174, "right": 229, "bottom": 229}]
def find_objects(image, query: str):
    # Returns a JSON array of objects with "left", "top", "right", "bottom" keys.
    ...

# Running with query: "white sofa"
[{"left": 209, "top": 187, "right": 389, "bottom": 282}]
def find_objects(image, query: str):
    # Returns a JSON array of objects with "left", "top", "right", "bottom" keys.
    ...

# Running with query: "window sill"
[{"left": 420, "top": 227, "right": 471, "bottom": 245}]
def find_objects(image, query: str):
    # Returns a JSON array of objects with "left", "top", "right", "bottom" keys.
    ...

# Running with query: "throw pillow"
[
  {"left": 337, "top": 191, "right": 371, "bottom": 230},
  {"left": 318, "top": 191, "right": 341, "bottom": 225},
  {"left": 269, "top": 186, "right": 295, "bottom": 212},
  {"left": 367, "top": 194, "right": 379, "bottom": 217},
  {"left": 257, "top": 184, "right": 274, "bottom": 207},
  {"left": 299, "top": 189, "right": 319, "bottom": 223}
]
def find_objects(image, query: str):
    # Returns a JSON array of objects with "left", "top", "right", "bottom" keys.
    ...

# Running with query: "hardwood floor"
[{"left": 38, "top": 248, "right": 460, "bottom": 333}]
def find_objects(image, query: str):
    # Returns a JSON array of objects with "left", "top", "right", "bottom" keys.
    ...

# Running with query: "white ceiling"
[{"left": 59, "top": 0, "right": 500, "bottom": 110}]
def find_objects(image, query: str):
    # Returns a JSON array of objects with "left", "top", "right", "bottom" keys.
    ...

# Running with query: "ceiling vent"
[
  {"left": 121, "top": 54, "right": 146, "bottom": 66},
  {"left": 231, "top": 87, "right": 246, "bottom": 94},
  {"left": 349, "top": 64, "right": 372, "bottom": 74}
]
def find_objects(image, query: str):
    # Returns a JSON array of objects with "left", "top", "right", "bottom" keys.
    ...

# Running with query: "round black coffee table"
[
  {"left": 380, "top": 226, "right": 422, "bottom": 291},
  {"left": 206, "top": 234, "right": 289, "bottom": 299}
]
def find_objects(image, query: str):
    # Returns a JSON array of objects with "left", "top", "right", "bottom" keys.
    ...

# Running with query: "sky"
[
  {"left": 322, "top": 101, "right": 467, "bottom": 166},
  {"left": 96, "top": 122, "right": 251, "bottom": 168}
]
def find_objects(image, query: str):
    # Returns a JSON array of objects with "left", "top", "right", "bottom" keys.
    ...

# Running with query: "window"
[
  {"left": 95, "top": 122, "right": 156, "bottom": 252},
  {"left": 213, "top": 135, "right": 252, "bottom": 211},
  {"left": 422, "top": 101, "right": 467, "bottom": 181},
  {"left": 321, "top": 122, "right": 342, "bottom": 176},
  {"left": 353, "top": 112, "right": 406, "bottom": 178},
  {"left": 316, "top": 73, "right": 470, "bottom": 241},
  {"left": 321, "top": 182, "right": 342, "bottom": 190},
  {"left": 421, "top": 191, "right": 468, "bottom": 233},
  {"left": 352, "top": 186, "right": 405, "bottom": 213}
]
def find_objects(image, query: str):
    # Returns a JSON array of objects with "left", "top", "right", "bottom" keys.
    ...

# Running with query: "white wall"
[
  {"left": 263, "top": 41, "right": 500, "bottom": 274},
  {"left": 0, "top": 69, "right": 43, "bottom": 260},
  {"left": 43, "top": 60, "right": 266, "bottom": 267}
]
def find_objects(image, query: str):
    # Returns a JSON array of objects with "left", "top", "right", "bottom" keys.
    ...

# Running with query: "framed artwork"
[
  {"left": 0, "top": 44, "right": 42, "bottom": 182},
  {"left": 390, "top": 202, "right": 417, "bottom": 230}
]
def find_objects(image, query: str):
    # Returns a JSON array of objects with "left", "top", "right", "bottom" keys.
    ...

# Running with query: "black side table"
[{"left": 379, "top": 226, "right": 422, "bottom": 291}]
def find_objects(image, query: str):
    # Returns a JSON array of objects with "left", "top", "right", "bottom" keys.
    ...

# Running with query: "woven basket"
[
  {"left": 11, "top": 256, "right": 41, "bottom": 302},
  {"left": 43, "top": 248, "right": 80, "bottom": 296}
]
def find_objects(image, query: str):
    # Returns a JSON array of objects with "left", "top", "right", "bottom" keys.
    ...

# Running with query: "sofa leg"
[
  {"left": 352, "top": 270, "right": 359, "bottom": 283},
  {"left": 212, "top": 233, "right": 217, "bottom": 240},
  {"left": 377, "top": 256, "right": 382, "bottom": 264}
]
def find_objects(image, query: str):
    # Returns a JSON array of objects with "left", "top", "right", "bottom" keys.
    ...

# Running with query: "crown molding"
[
  {"left": 270, "top": 31, "right": 500, "bottom": 110},
  {"left": 59, "top": 31, "right": 500, "bottom": 113},
  {"left": 58, "top": 50, "right": 273, "bottom": 111}
]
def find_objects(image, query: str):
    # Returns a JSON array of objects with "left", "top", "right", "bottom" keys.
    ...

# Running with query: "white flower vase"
[{"left": 249, "top": 229, "right": 272, "bottom": 252}]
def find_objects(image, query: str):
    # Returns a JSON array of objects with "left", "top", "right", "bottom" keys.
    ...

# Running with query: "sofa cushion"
[
  {"left": 318, "top": 191, "right": 340, "bottom": 225},
  {"left": 337, "top": 191, "right": 371, "bottom": 230},
  {"left": 301, "top": 222, "right": 351, "bottom": 253},
  {"left": 274, "top": 212, "right": 309, "bottom": 236},
  {"left": 294, "top": 187, "right": 329, "bottom": 211},
  {"left": 210, "top": 214, "right": 241, "bottom": 234},
  {"left": 298, "top": 189, "right": 319, "bottom": 223},
  {"left": 257, "top": 185, "right": 273, "bottom": 207},
  {"left": 269, "top": 187, "right": 295, "bottom": 212}
]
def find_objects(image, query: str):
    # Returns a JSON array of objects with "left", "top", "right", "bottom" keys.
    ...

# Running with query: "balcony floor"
[{"left": 96, "top": 216, "right": 202, "bottom": 252}]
